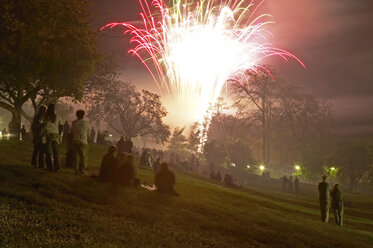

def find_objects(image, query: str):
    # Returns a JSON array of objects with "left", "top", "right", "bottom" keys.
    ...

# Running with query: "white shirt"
[
  {"left": 44, "top": 115, "right": 63, "bottom": 135},
  {"left": 71, "top": 119, "right": 90, "bottom": 144}
]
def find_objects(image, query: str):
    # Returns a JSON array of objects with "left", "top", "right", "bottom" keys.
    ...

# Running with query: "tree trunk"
[{"left": 8, "top": 107, "right": 22, "bottom": 139}]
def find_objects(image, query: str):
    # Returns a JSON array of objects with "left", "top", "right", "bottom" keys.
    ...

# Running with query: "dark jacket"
[
  {"left": 318, "top": 182, "right": 330, "bottom": 201},
  {"left": 154, "top": 169, "right": 176, "bottom": 193},
  {"left": 331, "top": 188, "right": 344, "bottom": 210}
]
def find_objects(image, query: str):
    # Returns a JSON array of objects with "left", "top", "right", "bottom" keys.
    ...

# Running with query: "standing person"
[
  {"left": 62, "top": 121, "right": 70, "bottom": 143},
  {"left": 294, "top": 176, "right": 300, "bottom": 193},
  {"left": 288, "top": 176, "right": 294, "bottom": 192},
  {"left": 117, "top": 136, "right": 126, "bottom": 153},
  {"left": 90, "top": 128, "right": 96, "bottom": 144},
  {"left": 282, "top": 175, "right": 288, "bottom": 191},
  {"left": 318, "top": 175, "right": 330, "bottom": 223},
  {"left": 123, "top": 137, "right": 133, "bottom": 153},
  {"left": 71, "top": 110, "right": 90, "bottom": 175},
  {"left": 331, "top": 184, "right": 344, "bottom": 226},
  {"left": 31, "top": 106, "right": 47, "bottom": 168},
  {"left": 153, "top": 157, "right": 161, "bottom": 172},
  {"left": 154, "top": 163, "right": 178, "bottom": 196},
  {"left": 20, "top": 125, "right": 27, "bottom": 140},
  {"left": 44, "top": 103, "right": 63, "bottom": 171}
]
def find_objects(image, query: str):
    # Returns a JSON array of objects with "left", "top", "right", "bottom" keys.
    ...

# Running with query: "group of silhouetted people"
[
  {"left": 31, "top": 104, "right": 90, "bottom": 175},
  {"left": 318, "top": 175, "right": 344, "bottom": 226},
  {"left": 210, "top": 171, "right": 239, "bottom": 187},
  {"left": 282, "top": 175, "right": 300, "bottom": 193},
  {"left": 98, "top": 145, "right": 178, "bottom": 196}
]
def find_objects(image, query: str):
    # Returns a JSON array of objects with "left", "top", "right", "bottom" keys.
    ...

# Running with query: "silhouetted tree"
[
  {"left": 88, "top": 80, "right": 170, "bottom": 144},
  {"left": 333, "top": 140, "right": 373, "bottom": 191},
  {"left": 0, "top": 0, "right": 98, "bottom": 136},
  {"left": 229, "top": 67, "right": 291, "bottom": 164},
  {"left": 168, "top": 127, "right": 188, "bottom": 154}
]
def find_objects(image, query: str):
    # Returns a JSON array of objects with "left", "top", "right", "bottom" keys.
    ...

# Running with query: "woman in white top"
[{"left": 44, "top": 103, "right": 63, "bottom": 171}]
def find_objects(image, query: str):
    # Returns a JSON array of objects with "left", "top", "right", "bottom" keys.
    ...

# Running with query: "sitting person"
[
  {"left": 215, "top": 171, "right": 222, "bottom": 182},
  {"left": 98, "top": 146, "right": 118, "bottom": 182},
  {"left": 117, "top": 154, "right": 140, "bottom": 186},
  {"left": 223, "top": 173, "right": 239, "bottom": 187},
  {"left": 154, "top": 162, "right": 178, "bottom": 196}
]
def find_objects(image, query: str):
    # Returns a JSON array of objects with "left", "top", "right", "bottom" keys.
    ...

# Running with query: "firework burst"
[{"left": 102, "top": 0, "right": 304, "bottom": 153}]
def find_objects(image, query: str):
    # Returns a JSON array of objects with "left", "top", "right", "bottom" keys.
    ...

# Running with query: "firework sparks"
[{"left": 102, "top": 0, "right": 304, "bottom": 153}]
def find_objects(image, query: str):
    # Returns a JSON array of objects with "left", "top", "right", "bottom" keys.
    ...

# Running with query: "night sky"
[{"left": 95, "top": 0, "right": 373, "bottom": 136}]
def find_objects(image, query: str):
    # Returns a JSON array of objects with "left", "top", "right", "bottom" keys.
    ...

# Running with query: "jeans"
[
  {"left": 319, "top": 200, "right": 330, "bottom": 223},
  {"left": 333, "top": 208, "right": 343, "bottom": 226},
  {"left": 73, "top": 142, "right": 88, "bottom": 175},
  {"left": 45, "top": 139, "right": 60, "bottom": 171},
  {"left": 31, "top": 140, "right": 46, "bottom": 168}
]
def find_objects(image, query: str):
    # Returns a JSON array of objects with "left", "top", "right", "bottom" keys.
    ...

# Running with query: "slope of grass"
[{"left": 0, "top": 140, "right": 372, "bottom": 248}]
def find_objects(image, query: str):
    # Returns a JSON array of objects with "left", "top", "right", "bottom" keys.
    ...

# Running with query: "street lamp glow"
[
  {"left": 246, "top": 165, "right": 251, "bottom": 169},
  {"left": 259, "top": 165, "right": 265, "bottom": 171},
  {"left": 330, "top": 167, "right": 335, "bottom": 171},
  {"left": 294, "top": 165, "right": 300, "bottom": 171}
]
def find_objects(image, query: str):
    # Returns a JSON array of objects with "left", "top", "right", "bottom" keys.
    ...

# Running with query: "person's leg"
[
  {"left": 38, "top": 144, "right": 46, "bottom": 169},
  {"left": 339, "top": 209, "right": 343, "bottom": 226},
  {"left": 80, "top": 143, "right": 88, "bottom": 174},
  {"left": 73, "top": 142, "right": 80, "bottom": 175},
  {"left": 333, "top": 209, "right": 339, "bottom": 225},
  {"left": 45, "top": 140, "right": 53, "bottom": 170},
  {"left": 31, "top": 142, "right": 40, "bottom": 167},
  {"left": 320, "top": 201, "right": 328, "bottom": 222},
  {"left": 52, "top": 140, "right": 60, "bottom": 171}
]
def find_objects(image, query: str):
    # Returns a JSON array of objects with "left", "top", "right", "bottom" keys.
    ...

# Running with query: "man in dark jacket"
[
  {"left": 331, "top": 184, "right": 344, "bottom": 226},
  {"left": 154, "top": 163, "right": 178, "bottom": 196},
  {"left": 123, "top": 137, "right": 133, "bottom": 154},
  {"left": 318, "top": 175, "right": 330, "bottom": 223}
]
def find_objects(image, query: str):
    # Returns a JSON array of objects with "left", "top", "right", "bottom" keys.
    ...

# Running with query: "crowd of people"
[
  {"left": 29, "top": 103, "right": 178, "bottom": 196},
  {"left": 98, "top": 145, "right": 178, "bottom": 195},
  {"left": 282, "top": 175, "right": 300, "bottom": 193}
]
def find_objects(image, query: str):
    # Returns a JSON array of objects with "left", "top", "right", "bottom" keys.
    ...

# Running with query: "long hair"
[
  {"left": 45, "top": 103, "right": 57, "bottom": 123},
  {"left": 32, "top": 105, "right": 47, "bottom": 132}
]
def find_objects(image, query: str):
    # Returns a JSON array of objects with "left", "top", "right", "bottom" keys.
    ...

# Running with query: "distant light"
[
  {"left": 246, "top": 165, "right": 251, "bottom": 169},
  {"left": 109, "top": 134, "right": 113, "bottom": 137},
  {"left": 330, "top": 167, "right": 335, "bottom": 171},
  {"left": 230, "top": 162, "right": 236, "bottom": 168},
  {"left": 259, "top": 165, "right": 265, "bottom": 171},
  {"left": 295, "top": 165, "right": 300, "bottom": 171}
]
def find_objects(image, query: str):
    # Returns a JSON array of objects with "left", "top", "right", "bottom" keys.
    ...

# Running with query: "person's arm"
[{"left": 58, "top": 116, "right": 63, "bottom": 135}]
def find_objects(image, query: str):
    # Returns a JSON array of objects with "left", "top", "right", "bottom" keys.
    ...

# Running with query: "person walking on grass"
[
  {"left": 71, "top": 110, "right": 90, "bottom": 175},
  {"left": 318, "top": 175, "right": 330, "bottom": 223},
  {"left": 31, "top": 105, "right": 47, "bottom": 169},
  {"left": 44, "top": 103, "right": 63, "bottom": 171},
  {"left": 331, "top": 184, "right": 344, "bottom": 226}
]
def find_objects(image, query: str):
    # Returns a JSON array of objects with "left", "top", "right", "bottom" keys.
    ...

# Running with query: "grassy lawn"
[{"left": 0, "top": 140, "right": 372, "bottom": 248}]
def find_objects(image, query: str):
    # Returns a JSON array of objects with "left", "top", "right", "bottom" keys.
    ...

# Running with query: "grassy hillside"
[{"left": 0, "top": 140, "right": 372, "bottom": 248}]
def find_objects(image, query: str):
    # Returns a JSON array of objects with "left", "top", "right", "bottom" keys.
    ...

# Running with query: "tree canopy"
[{"left": 0, "top": 0, "right": 99, "bottom": 134}]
